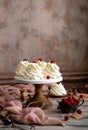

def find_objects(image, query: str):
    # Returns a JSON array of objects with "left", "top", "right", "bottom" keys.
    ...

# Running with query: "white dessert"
[
  {"left": 15, "top": 59, "right": 66, "bottom": 96},
  {"left": 43, "top": 62, "right": 62, "bottom": 79},
  {"left": 49, "top": 82, "right": 67, "bottom": 96},
  {"left": 23, "top": 63, "right": 44, "bottom": 80},
  {"left": 15, "top": 59, "right": 63, "bottom": 81},
  {"left": 37, "top": 60, "right": 47, "bottom": 70},
  {"left": 15, "top": 60, "right": 30, "bottom": 77}
]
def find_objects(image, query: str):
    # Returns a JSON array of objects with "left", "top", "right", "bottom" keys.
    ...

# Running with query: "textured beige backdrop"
[{"left": 0, "top": 0, "right": 88, "bottom": 83}]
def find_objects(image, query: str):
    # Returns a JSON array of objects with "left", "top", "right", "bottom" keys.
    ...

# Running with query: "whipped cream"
[
  {"left": 49, "top": 83, "right": 67, "bottom": 96},
  {"left": 15, "top": 60, "right": 30, "bottom": 77},
  {"left": 43, "top": 62, "right": 62, "bottom": 78},
  {"left": 37, "top": 60, "right": 47, "bottom": 70},
  {"left": 15, "top": 59, "right": 63, "bottom": 80},
  {"left": 24, "top": 63, "right": 44, "bottom": 80}
]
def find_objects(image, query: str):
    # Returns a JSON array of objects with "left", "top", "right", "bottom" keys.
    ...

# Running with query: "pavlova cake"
[
  {"left": 49, "top": 82, "right": 67, "bottom": 97},
  {"left": 15, "top": 58, "right": 62, "bottom": 80},
  {"left": 15, "top": 58, "right": 67, "bottom": 96}
]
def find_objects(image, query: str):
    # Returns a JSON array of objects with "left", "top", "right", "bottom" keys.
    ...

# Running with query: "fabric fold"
[{"left": 0, "top": 84, "right": 64, "bottom": 126}]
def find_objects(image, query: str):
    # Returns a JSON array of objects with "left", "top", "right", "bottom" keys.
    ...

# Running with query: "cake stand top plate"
[{"left": 14, "top": 76, "right": 63, "bottom": 84}]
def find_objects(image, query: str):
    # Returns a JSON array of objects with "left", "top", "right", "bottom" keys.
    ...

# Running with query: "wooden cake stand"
[{"left": 14, "top": 76, "right": 63, "bottom": 110}]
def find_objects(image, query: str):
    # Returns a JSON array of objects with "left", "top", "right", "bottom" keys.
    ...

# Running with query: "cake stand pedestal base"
[{"left": 25, "top": 84, "right": 52, "bottom": 110}]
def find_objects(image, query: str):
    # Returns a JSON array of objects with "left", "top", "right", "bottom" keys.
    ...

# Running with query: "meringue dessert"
[
  {"left": 49, "top": 82, "right": 67, "bottom": 96},
  {"left": 42, "top": 61, "right": 62, "bottom": 79},
  {"left": 15, "top": 59, "right": 62, "bottom": 80},
  {"left": 23, "top": 63, "right": 44, "bottom": 80},
  {"left": 15, "top": 59, "right": 30, "bottom": 77}
]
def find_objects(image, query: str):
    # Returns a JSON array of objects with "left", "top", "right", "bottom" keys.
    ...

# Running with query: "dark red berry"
[
  {"left": 50, "top": 60, "right": 55, "bottom": 63},
  {"left": 69, "top": 99, "right": 74, "bottom": 104},
  {"left": 77, "top": 109, "right": 82, "bottom": 114},
  {"left": 23, "top": 58, "right": 28, "bottom": 61},
  {"left": 79, "top": 95, "right": 84, "bottom": 99},
  {"left": 57, "top": 82, "right": 60, "bottom": 84},
  {"left": 67, "top": 97, "right": 72, "bottom": 100},
  {"left": 46, "top": 75, "right": 50, "bottom": 79},
  {"left": 38, "top": 58, "right": 43, "bottom": 61},
  {"left": 32, "top": 61, "right": 36, "bottom": 63},
  {"left": 66, "top": 101, "right": 71, "bottom": 105},
  {"left": 62, "top": 98, "right": 67, "bottom": 103},
  {"left": 76, "top": 99, "right": 80, "bottom": 104},
  {"left": 64, "top": 115, "right": 69, "bottom": 121},
  {"left": 67, "top": 97, "right": 77, "bottom": 104},
  {"left": 45, "top": 95, "right": 49, "bottom": 99},
  {"left": 73, "top": 92, "right": 77, "bottom": 96}
]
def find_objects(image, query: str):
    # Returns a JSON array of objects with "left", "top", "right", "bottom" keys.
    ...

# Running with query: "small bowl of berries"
[{"left": 57, "top": 94, "right": 84, "bottom": 113}]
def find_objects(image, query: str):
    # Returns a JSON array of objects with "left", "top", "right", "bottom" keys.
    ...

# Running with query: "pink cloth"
[{"left": 0, "top": 84, "right": 64, "bottom": 126}]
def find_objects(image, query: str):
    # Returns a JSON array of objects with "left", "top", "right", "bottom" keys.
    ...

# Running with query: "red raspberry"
[
  {"left": 67, "top": 97, "right": 72, "bottom": 102},
  {"left": 32, "top": 61, "right": 36, "bottom": 63},
  {"left": 38, "top": 58, "right": 43, "bottom": 61},
  {"left": 64, "top": 115, "right": 69, "bottom": 121},
  {"left": 77, "top": 109, "right": 82, "bottom": 114},
  {"left": 72, "top": 97, "right": 78, "bottom": 104},
  {"left": 23, "top": 58, "right": 28, "bottom": 61},
  {"left": 70, "top": 99, "right": 74, "bottom": 104},
  {"left": 50, "top": 60, "right": 55, "bottom": 63},
  {"left": 76, "top": 99, "right": 80, "bottom": 104},
  {"left": 79, "top": 95, "right": 84, "bottom": 99},
  {"left": 66, "top": 101, "right": 71, "bottom": 105},
  {"left": 62, "top": 98, "right": 67, "bottom": 103},
  {"left": 45, "top": 95, "right": 49, "bottom": 99},
  {"left": 72, "top": 97, "right": 76, "bottom": 101},
  {"left": 67, "top": 97, "right": 72, "bottom": 100},
  {"left": 62, "top": 98, "right": 71, "bottom": 105},
  {"left": 57, "top": 82, "right": 60, "bottom": 84},
  {"left": 73, "top": 92, "right": 77, "bottom": 96},
  {"left": 46, "top": 75, "right": 50, "bottom": 79}
]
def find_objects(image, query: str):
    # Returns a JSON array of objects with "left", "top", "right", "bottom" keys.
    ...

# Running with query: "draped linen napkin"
[{"left": 0, "top": 84, "right": 64, "bottom": 126}]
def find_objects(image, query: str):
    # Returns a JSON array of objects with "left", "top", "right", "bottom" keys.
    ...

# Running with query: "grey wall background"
[{"left": 0, "top": 0, "right": 88, "bottom": 83}]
